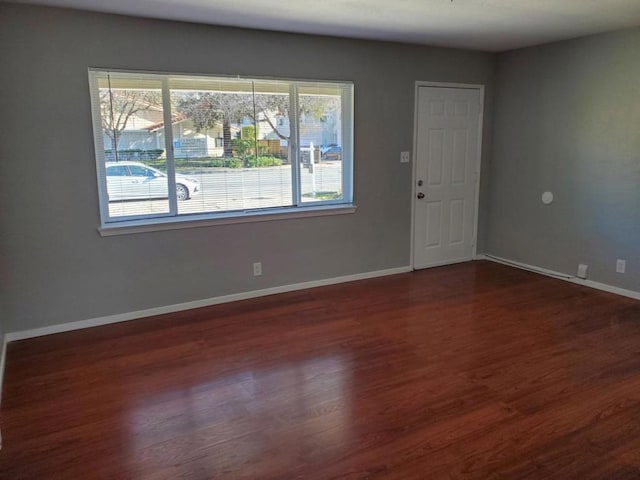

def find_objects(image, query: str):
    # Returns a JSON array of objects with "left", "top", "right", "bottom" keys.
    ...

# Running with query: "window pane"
[
  {"left": 170, "top": 78, "right": 292, "bottom": 214},
  {"left": 250, "top": 85, "right": 292, "bottom": 209},
  {"left": 91, "top": 70, "right": 353, "bottom": 227},
  {"left": 298, "top": 87, "right": 343, "bottom": 203},
  {"left": 97, "top": 75, "right": 170, "bottom": 218}
]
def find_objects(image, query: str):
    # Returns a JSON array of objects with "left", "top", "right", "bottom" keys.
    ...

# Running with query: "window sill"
[{"left": 98, "top": 204, "right": 358, "bottom": 236}]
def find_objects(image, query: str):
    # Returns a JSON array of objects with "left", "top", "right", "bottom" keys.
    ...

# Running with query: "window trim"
[
  {"left": 88, "top": 68, "right": 355, "bottom": 232},
  {"left": 98, "top": 204, "right": 357, "bottom": 236}
]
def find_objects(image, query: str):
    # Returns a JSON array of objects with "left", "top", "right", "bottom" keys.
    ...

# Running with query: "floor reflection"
[{"left": 126, "top": 355, "right": 352, "bottom": 476}]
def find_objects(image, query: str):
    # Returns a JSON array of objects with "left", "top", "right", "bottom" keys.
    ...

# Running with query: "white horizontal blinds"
[
  {"left": 90, "top": 70, "right": 354, "bottom": 225},
  {"left": 169, "top": 76, "right": 293, "bottom": 214},
  {"left": 169, "top": 76, "right": 290, "bottom": 94},
  {"left": 93, "top": 71, "right": 171, "bottom": 220},
  {"left": 297, "top": 82, "right": 351, "bottom": 203},
  {"left": 251, "top": 79, "right": 293, "bottom": 211}
]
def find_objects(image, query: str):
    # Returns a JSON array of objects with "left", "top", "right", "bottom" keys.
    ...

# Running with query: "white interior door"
[{"left": 413, "top": 85, "right": 482, "bottom": 269}]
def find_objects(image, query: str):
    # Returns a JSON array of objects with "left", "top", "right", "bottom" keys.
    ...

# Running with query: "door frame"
[{"left": 410, "top": 81, "right": 485, "bottom": 270}]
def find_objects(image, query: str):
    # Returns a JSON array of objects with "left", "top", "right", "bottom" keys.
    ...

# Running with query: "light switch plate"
[{"left": 400, "top": 151, "right": 410, "bottom": 163}]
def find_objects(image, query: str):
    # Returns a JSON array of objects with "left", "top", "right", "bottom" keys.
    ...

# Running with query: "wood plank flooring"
[{"left": 2, "top": 261, "right": 640, "bottom": 479}]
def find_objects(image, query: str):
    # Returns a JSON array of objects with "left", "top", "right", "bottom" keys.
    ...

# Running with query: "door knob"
[{"left": 417, "top": 192, "right": 425, "bottom": 199}]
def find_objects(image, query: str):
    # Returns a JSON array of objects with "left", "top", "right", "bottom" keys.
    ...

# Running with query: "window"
[{"left": 89, "top": 70, "right": 354, "bottom": 231}]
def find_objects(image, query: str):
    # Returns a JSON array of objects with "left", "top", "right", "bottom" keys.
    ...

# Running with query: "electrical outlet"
[
  {"left": 577, "top": 264, "right": 588, "bottom": 279},
  {"left": 616, "top": 259, "right": 626, "bottom": 274},
  {"left": 400, "top": 151, "right": 410, "bottom": 163},
  {"left": 253, "top": 262, "right": 262, "bottom": 276}
]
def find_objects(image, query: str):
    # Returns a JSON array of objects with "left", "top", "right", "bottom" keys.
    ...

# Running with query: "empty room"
[{"left": 1, "top": 0, "right": 640, "bottom": 478}]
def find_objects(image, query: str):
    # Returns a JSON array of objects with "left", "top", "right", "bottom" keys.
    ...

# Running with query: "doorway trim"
[{"left": 410, "top": 81, "right": 485, "bottom": 270}]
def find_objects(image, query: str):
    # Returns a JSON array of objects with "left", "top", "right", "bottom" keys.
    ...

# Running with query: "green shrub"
[
  {"left": 143, "top": 157, "right": 243, "bottom": 168},
  {"left": 209, "top": 158, "right": 243, "bottom": 168},
  {"left": 126, "top": 156, "right": 282, "bottom": 169},
  {"left": 105, "top": 149, "right": 164, "bottom": 161},
  {"left": 244, "top": 156, "right": 283, "bottom": 167}
]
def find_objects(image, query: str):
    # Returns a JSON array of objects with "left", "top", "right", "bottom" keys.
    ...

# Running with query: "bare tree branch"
[{"left": 100, "top": 89, "right": 162, "bottom": 155}]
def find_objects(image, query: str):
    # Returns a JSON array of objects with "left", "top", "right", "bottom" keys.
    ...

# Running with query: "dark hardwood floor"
[{"left": 2, "top": 261, "right": 640, "bottom": 479}]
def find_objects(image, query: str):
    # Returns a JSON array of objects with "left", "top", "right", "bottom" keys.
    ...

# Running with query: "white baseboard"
[
  {"left": 6, "top": 266, "right": 412, "bottom": 342},
  {"left": 477, "top": 254, "right": 640, "bottom": 301}
]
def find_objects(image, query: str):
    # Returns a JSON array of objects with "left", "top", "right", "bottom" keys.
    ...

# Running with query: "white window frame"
[{"left": 88, "top": 69, "right": 356, "bottom": 236}]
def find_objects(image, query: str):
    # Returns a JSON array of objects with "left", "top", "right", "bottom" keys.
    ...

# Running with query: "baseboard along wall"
[
  {"left": 5, "top": 266, "right": 413, "bottom": 342},
  {"left": 7, "top": 256, "right": 640, "bottom": 344},
  {"left": 476, "top": 254, "right": 640, "bottom": 301},
  {"left": 2, "top": 257, "right": 639, "bottom": 413}
]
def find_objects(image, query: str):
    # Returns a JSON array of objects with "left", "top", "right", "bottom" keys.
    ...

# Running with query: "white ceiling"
[{"left": 12, "top": 0, "right": 640, "bottom": 51}]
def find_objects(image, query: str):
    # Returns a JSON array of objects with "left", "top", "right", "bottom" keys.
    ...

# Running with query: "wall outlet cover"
[
  {"left": 577, "top": 264, "right": 588, "bottom": 279},
  {"left": 253, "top": 262, "right": 262, "bottom": 276}
]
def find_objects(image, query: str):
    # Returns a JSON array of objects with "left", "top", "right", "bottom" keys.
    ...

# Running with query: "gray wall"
[
  {"left": 0, "top": 4, "right": 495, "bottom": 333},
  {"left": 487, "top": 27, "right": 640, "bottom": 291}
]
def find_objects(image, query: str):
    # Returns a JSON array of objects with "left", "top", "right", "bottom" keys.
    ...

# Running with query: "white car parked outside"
[{"left": 105, "top": 161, "right": 200, "bottom": 201}]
